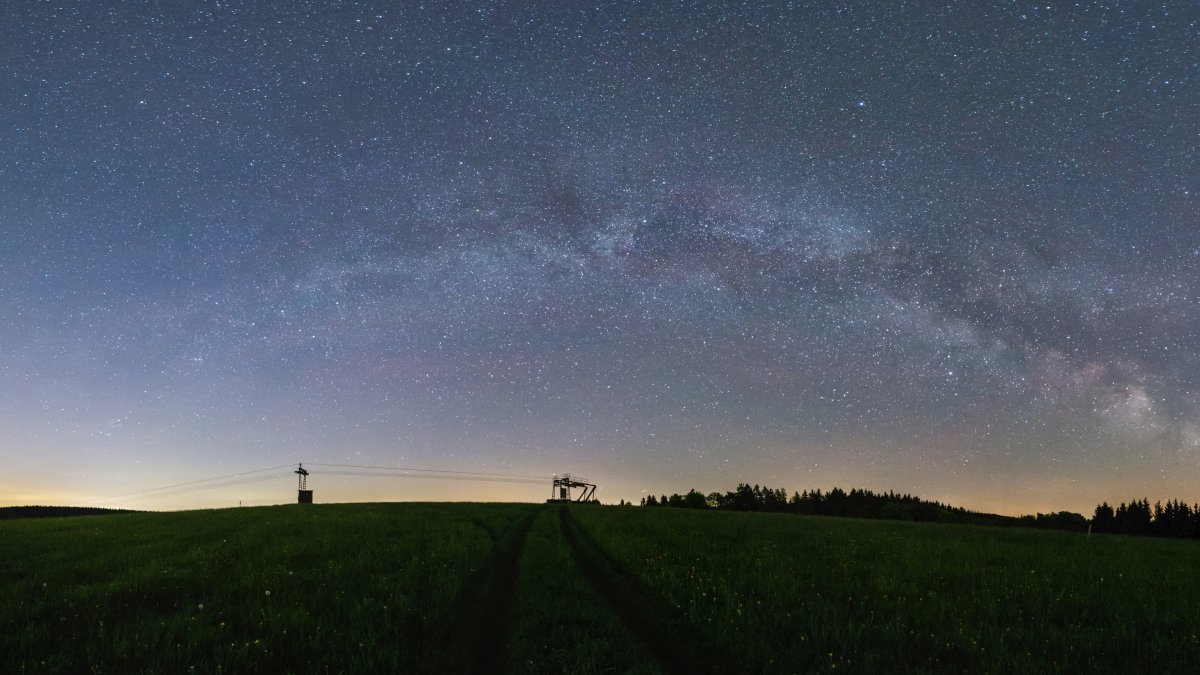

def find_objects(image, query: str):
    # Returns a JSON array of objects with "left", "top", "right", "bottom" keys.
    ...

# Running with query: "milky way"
[{"left": 2, "top": 1, "right": 1197, "bottom": 512}]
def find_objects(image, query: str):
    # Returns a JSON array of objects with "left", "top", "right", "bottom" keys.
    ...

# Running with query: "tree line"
[
  {"left": 1091, "top": 499, "right": 1200, "bottom": 539},
  {"left": 625, "top": 483, "right": 1087, "bottom": 532},
  {"left": 0, "top": 506, "right": 135, "bottom": 520}
]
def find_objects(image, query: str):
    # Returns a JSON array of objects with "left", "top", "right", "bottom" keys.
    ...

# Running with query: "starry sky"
[{"left": 2, "top": 1, "right": 1197, "bottom": 513}]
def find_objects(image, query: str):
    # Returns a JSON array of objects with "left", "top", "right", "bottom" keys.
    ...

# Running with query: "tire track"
[
  {"left": 428, "top": 506, "right": 542, "bottom": 673},
  {"left": 558, "top": 506, "right": 742, "bottom": 675}
]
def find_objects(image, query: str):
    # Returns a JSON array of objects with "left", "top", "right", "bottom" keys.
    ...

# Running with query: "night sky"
[{"left": 3, "top": 1, "right": 1197, "bottom": 513}]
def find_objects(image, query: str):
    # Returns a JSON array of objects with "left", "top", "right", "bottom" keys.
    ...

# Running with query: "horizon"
[
  {"left": 0, "top": 462, "right": 1180, "bottom": 518},
  {"left": 4, "top": 2, "right": 1197, "bottom": 515}
]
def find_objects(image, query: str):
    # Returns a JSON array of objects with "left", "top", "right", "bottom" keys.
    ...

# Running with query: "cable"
[
  {"left": 69, "top": 462, "right": 556, "bottom": 506},
  {"left": 307, "top": 463, "right": 552, "bottom": 481},
  {"left": 316, "top": 470, "right": 547, "bottom": 485},
  {"left": 70, "top": 464, "right": 296, "bottom": 505},
  {"left": 102, "top": 472, "right": 293, "bottom": 503}
]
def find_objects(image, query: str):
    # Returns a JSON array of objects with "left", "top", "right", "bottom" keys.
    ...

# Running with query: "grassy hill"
[{"left": 4, "top": 503, "right": 1200, "bottom": 673}]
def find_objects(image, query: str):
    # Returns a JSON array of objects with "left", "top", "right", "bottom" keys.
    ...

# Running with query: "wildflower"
[
  {"left": 265, "top": 590, "right": 271, "bottom": 597},
  {"left": 198, "top": 603, "right": 204, "bottom": 610}
]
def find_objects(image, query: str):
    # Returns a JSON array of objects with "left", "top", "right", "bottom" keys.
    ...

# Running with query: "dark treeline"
[
  {"left": 626, "top": 484, "right": 1088, "bottom": 532},
  {"left": 1091, "top": 499, "right": 1200, "bottom": 539},
  {"left": 0, "top": 506, "right": 136, "bottom": 520}
]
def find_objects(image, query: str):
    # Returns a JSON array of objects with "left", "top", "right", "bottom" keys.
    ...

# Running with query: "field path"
[
  {"left": 558, "top": 506, "right": 741, "bottom": 675},
  {"left": 433, "top": 505, "right": 543, "bottom": 672}
]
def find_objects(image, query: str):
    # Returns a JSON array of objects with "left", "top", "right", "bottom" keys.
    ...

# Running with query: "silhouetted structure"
[
  {"left": 296, "top": 463, "right": 313, "bottom": 504},
  {"left": 548, "top": 473, "right": 596, "bottom": 503}
]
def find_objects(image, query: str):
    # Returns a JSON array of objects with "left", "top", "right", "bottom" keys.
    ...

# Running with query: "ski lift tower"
[
  {"left": 548, "top": 473, "right": 596, "bottom": 503},
  {"left": 296, "top": 463, "right": 313, "bottom": 504}
]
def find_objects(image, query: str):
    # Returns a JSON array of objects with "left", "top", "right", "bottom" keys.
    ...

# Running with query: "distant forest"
[
  {"left": 0, "top": 506, "right": 136, "bottom": 520},
  {"left": 631, "top": 484, "right": 1200, "bottom": 541},
  {"left": 627, "top": 484, "right": 1089, "bottom": 532},
  {"left": 1090, "top": 499, "right": 1200, "bottom": 539}
]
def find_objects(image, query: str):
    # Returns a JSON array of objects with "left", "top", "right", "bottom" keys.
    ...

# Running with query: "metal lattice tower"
[{"left": 295, "top": 464, "right": 313, "bottom": 503}]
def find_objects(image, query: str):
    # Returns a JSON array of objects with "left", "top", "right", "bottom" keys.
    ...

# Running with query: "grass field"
[{"left": 4, "top": 503, "right": 1200, "bottom": 673}]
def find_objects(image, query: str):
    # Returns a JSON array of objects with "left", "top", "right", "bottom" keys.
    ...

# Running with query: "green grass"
[
  {"left": 572, "top": 506, "right": 1200, "bottom": 673},
  {"left": 4, "top": 502, "right": 1200, "bottom": 673},
  {"left": 507, "top": 507, "right": 661, "bottom": 674},
  {"left": 1, "top": 503, "right": 535, "bottom": 673}
]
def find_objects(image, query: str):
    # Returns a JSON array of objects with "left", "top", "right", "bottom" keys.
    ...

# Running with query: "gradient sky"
[{"left": 2, "top": 1, "right": 1197, "bottom": 514}]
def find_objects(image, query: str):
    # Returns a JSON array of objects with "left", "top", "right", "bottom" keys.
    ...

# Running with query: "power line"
[
  {"left": 317, "top": 470, "right": 546, "bottom": 485},
  {"left": 307, "top": 463, "right": 552, "bottom": 481},
  {"left": 69, "top": 462, "right": 554, "bottom": 505},
  {"left": 71, "top": 464, "right": 295, "bottom": 505}
]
